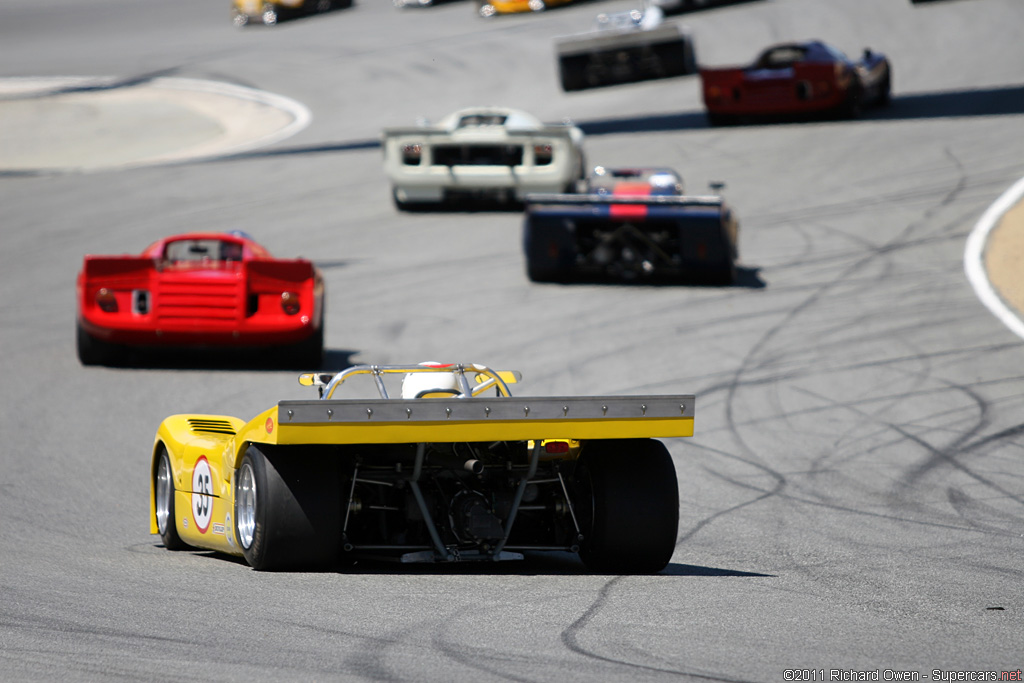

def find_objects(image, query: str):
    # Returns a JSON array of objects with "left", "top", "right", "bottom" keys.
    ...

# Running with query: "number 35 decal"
[{"left": 192, "top": 456, "right": 214, "bottom": 534}]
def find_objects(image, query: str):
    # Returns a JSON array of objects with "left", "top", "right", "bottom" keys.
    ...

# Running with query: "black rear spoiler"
[{"left": 524, "top": 193, "right": 724, "bottom": 207}]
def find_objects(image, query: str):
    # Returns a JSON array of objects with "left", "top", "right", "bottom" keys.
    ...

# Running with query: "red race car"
[
  {"left": 76, "top": 232, "right": 324, "bottom": 366},
  {"left": 700, "top": 40, "right": 891, "bottom": 125}
]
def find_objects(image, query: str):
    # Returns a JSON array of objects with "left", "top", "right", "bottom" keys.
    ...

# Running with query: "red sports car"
[
  {"left": 700, "top": 40, "right": 891, "bottom": 125},
  {"left": 76, "top": 232, "right": 324, "bottom": 366}
]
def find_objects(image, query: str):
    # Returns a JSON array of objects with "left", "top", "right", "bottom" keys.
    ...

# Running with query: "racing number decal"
[{"left": 191, "top": 456, "right": 214, "bottom": 534}]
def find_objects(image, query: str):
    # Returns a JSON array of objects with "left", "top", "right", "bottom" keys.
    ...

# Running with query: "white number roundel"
[{"left": 191, "top": 456, "right": 213, "bottom": 534}]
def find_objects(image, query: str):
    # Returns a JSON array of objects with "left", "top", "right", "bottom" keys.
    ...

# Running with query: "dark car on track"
[{"left": 700, "top": 40, "right": 891, "bottom": 124}]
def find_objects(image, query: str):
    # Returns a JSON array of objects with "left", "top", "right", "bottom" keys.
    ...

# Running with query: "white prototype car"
[
  {"left": 556, "top": 7, "right": 696, "bottom": 91},
  {"left": 381, "top": 107, "right": 586, "bottom": 209}
]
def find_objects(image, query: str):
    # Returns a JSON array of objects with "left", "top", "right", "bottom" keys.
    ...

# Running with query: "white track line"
[
  {"left": 0, "top": 76, "right": 312, "bottom": 172},
  {"left": 154, "top": 77, "right": 312, "bottom": 157},
  {"left": 964, "top": 176, "right": 1024, "bottom": 341}
]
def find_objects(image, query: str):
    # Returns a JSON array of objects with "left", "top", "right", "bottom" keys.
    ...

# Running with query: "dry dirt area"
[
  {"left": 0, "top": 78, "right": 304, "bottom": 173},
  {"left": 985, "top": 199, "right": 1024, "bottom": 317}
]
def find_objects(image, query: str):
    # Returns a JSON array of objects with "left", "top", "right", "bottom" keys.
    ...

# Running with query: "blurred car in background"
[
  {"left": 477, "top": 0, "right": 573, "bottom": 17},
  {"left": 556, "top": 7, "right": 697, "bottom": 92},
  {"left": 650, "top": 0, "right": 746, "bottom": 14},
  {"left": 232, "top": 0, "right": 352, "bottom": 26},
  {"left": 700, "top": 40, "right": 891, "bottom": 124},
  {"left": 523, "top": 167, "right": 739, "bottom": 284},
  {"left": 76, "top": 232, "right": 324, "bottom": 366},
  {"left": 382, "top": 107, "right": 586, "bottom": 209}
]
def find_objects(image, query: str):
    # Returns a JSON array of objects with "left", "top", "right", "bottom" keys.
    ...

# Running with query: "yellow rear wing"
[
  {"left": 270, "top": 363, "right": 692, "bottom": 445},
  {"left": 271, "top": 394, "right": 694, "bottom": 445}
]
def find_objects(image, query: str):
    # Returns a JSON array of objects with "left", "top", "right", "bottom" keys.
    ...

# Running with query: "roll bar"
[{"left": 298, "top": 363, "right": 521, "bottom": 400}]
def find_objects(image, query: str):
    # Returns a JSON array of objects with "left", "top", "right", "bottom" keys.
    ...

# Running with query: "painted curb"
[
  {"left": 0, "top": 76, "right": 312, "bottom": 173},
  {"left": 154, "top": 77, "right": 312, "bottom": 158},
  {"left": 964, "top": 175, "right": 1024, "bottom": 341}
]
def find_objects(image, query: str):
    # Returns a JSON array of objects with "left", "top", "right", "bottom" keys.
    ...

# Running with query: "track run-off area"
[{"left": 1, "top": 0, "right": 1022, "bottom": 680}]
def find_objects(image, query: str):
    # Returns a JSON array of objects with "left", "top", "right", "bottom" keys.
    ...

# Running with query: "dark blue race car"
[{"left": 523, "top": 167, "right": 739, "bottom": 284}]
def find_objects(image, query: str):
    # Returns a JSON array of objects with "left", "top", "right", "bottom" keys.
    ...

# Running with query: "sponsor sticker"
[{"left": 192, "top": 456, "right": 214, "bottom": 534}]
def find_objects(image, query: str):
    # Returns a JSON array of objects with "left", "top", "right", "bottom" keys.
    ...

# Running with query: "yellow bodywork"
[
  {"left": 150, "top": 391, "right": 693, "bottom": 556},
  {"left": 233, "top": 0, "right": 305, "bottom": 12},
  {"left": 485, "top": 0, "right": 574, "bottom": 14}
]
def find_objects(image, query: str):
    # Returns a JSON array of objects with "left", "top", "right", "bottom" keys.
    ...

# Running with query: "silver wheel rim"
[
  {"left": 236, "top": 462, "right": 257, "bottom": 549},
  {"left": 155, "top": 455, "right": 171, "bottom": 536}
]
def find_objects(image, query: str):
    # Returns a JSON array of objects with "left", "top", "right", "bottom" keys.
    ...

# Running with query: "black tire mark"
[{"left": 559, "top": 578, "right": 754, "bottom": 683}]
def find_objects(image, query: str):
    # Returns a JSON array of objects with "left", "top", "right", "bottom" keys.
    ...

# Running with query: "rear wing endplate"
[{"left": 525, "top": 193, "right": 723, "bottom": 208}]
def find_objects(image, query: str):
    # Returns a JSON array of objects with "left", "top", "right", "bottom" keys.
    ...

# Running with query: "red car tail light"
[
  {"left": 544, "top": 441, "right": 570, "bottom": 454},
  {"left": 402, "top": 143, "right": 423, "bottom": 165},
  {"left": 280, "top": 292, "right": 301, "bottom": 315},
  {"left": 533, "top": 143, "right": 553, "bottom": 166},
  {"left": 96, "top": 288, "right": 118, "bottom": 312}
]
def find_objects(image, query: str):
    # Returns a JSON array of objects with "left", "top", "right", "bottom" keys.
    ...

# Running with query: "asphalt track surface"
[{"left": 1, "top": 0, "right": 1023, "bottom": 680}]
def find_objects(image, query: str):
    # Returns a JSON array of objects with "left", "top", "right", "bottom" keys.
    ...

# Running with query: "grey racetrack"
[{"left": 1, "top": 0, "right": 1023, "bottom": 680}]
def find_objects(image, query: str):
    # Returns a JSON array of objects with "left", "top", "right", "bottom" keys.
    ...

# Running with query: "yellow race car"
[
  {"left": 476, "top": 0, "right": 574, "bottom": 17},
  {"left": 150, "top": 363, "right": 694, "bottom": 572},
  {"left": 232, "top": 0, "right": 352, "bottom": 26}
]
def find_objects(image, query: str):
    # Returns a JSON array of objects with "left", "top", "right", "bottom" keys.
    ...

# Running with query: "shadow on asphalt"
[
  {"left": 535, "top": 265, "right": 766, "bottom": 289},
  {"left": 91, "top": 346, "right": 357, "bottom": 371},
  {"left": 209, "top": 84, "right": 1024, "bottom": 166},
  {"left": 575, "top": 84, "right": 1024, "bottom": 135},
  {"left": 181, "top": 548, "right": 774, "bottom": 577}
]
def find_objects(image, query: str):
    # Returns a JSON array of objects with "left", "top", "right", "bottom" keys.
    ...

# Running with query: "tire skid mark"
[
  {"left": 559, "top": 578, "right": 752, "bottom": 683},
  {"left": 692, "top": 148, "right": 972, "bottom": 589},
  {"left": 947, "top": 486, "right": 1024, "bottom": 533},
  {"left": 725, "top": 145, "right": 967, "bottom": 460},
  {"left": 718, "top": 371, "right": 1024, "bottom": 438},
  {"left": 429, "top": 605, "right": 566, "bottom": 683},
  {"left": 681, "top": 440, "right": 1022, "bottom": 538},
  {"left": 893, "top": 423, "right": 1024, "bottom": 508}
]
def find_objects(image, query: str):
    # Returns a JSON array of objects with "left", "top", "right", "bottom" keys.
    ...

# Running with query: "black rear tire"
[
  {"left": 526, "top": 261, "right": 564, "bottom": 283},
  {"left": 283, "top": 320, "right": 324, "bottom": 369},
  {"left": 575, "top": 439, "right": 679, "bottom": 574},
  {"left": 234, "top": 445, "right": 342, "bottom": 571},
  {"left": 877, "top": 65, "right": 892, "bottom": 106},
  {"left": 77, "top": 323, "right": 118, "bottom": 366},
  {"left": 559, "top": 56, "right": 588, "bottom": 92},
  {"left": 154, "top": 448, "right": 188, "bottom": 550},
  {"left": 706, "top": 112, "right": 733, "bottom": 127}
]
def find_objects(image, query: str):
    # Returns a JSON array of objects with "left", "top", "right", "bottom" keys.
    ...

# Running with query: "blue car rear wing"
[{"left": 525, "top": 193, "right": 724, "bottom": 208}]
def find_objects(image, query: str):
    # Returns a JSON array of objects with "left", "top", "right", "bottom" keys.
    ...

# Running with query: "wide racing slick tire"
[
  {"left": 655, "top": 38, "right": 696, "bottom": 78},
  {"left": 877, "top": 65, "right": 892, "bottom": 107},
  {"left": 260, "top": 3, "right": 278, "bottom": 25},
  {"left": 392, "top": 188, "right": 431, "bottom": 212},
  {"left": 559, "top": 56, "right": 588, "bottom": 92},
  {"left": 282, "top": 318, "right": 324, "bottom": 369},
  {"left": 76, "top": 323, "right": 119, "bottom": 366},
  {"left": 154, "top": 448, "right": 188, "bottom": 550},
  {"left": 574, "top": 438, "right": 679, "bottom": 574},
  {"left": 683, "top": 39, "right": 697, "bottom": 75},
  {"left": 526, "top": 263, "right": 565, "bottom": 284},
  {"left": 841, "top": 81, "right": 866, "bottom": 119},
  {"left": 705, "top": 112, "right": 735, "bottom": 127},
  {"left": 234, "top": 445, "right": 342, "bottom": 571}
]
